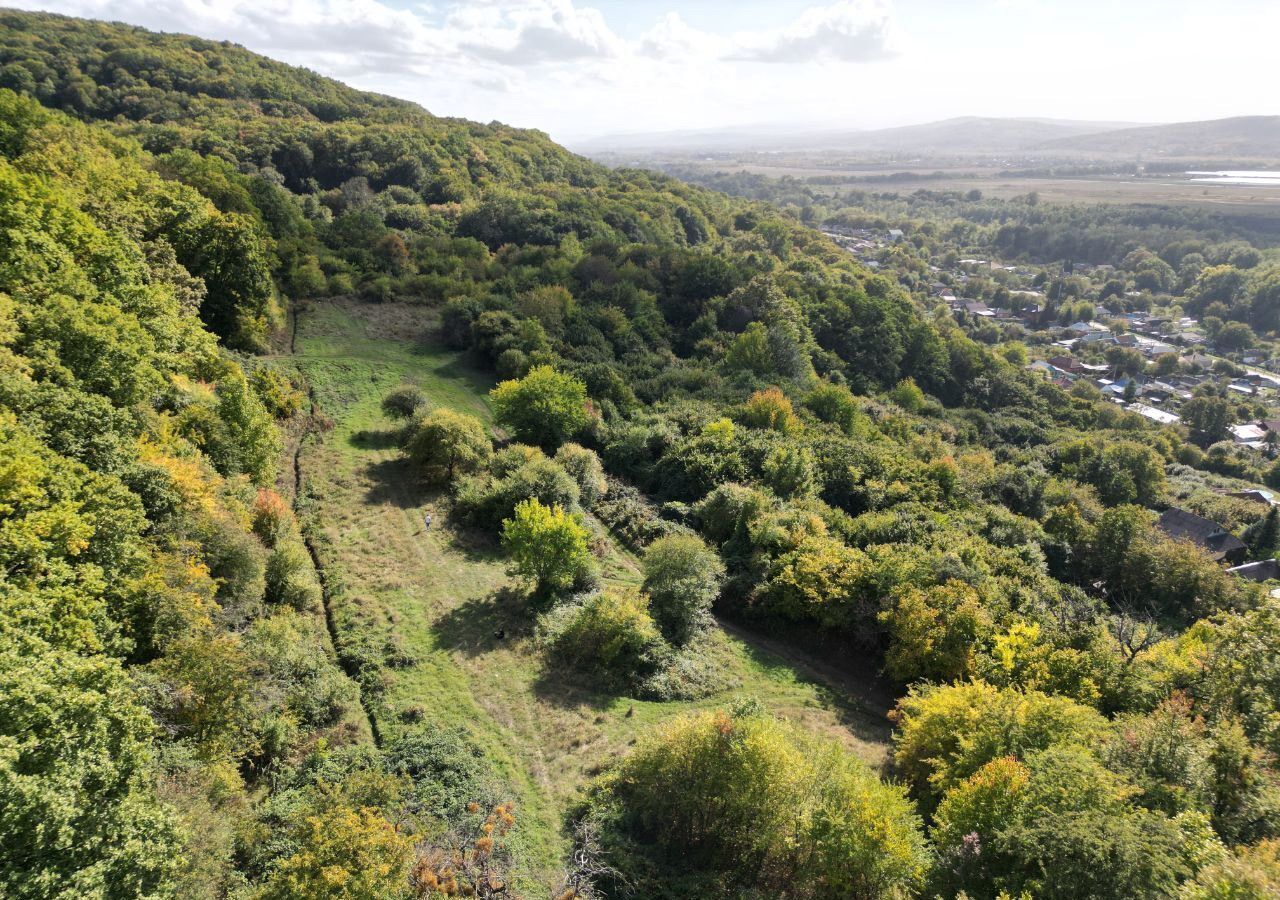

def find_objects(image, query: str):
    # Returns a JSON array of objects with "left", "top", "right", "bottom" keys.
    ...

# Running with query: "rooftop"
[{"left": 1157, "top": 507, "right": 1247, "bottom": 562}]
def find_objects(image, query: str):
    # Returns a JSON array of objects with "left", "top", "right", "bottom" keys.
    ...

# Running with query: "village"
[
  {"left": 824, "top": 224, "right": 1280, "bottom": 598},
  {"left": 824, "top": 225, "right": 1280, "bottom": 446}
]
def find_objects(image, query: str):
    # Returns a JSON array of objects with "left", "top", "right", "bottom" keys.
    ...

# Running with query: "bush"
[
  {"left": 490, "top": 365, "right": 589, "bottom": 449},
  {"left": 242, "top": 611, "right": 357, "bottom": 736},
  {"left": 250, "top": 367, "right": 304, "bottom": 419},
  {"left": 256, "top": 805, "right": 412, "bottom": 900},
  {"left": 930, "top": 746, "right": 1194, "bottom": 899},
  {"left": 454, "top": 453, "right": 580, "bottom": 533},
  {"left": 539, "top": 590, "right": 666, "bottom": 690},
  {"left": 404, "top": 408, "right": 490, "bottom": 483},
  {"left": 252, "top": 487, "right": 292, "bottom": 545},
  {"left": 500, "top": 498, "right": 594, "bottom": 599},
  {"left": 381, "top": 385, "right": 426, "bottom": 419},
  {"left": 1182, "top": 839, "right": 1280, "bottom": 899},
  {"left": 554, "top": 442, "right": 607, "bottom": 507},
  {"left": 891, "top": 680, "right": 1110, "bottom": 811},
  {"left": 384, "top": 724, "right": 496, "bottom": 819},
  {"left": 197, "top": 510, "right": 266, "bottom": 624},
  {"left": 805, "top": 381, "right": 863, "bottom": 434},
  {"left": 594, "top": 478, "right": 688, "bottom": 552},
  {"left": 641, "top": 533, "right": 725, "bottom": 646},
  {"left": 264, "top": 541, "right": 321, "bottom": 611},
  {"left": 694, "top": 482, "right": 772, "bottom": 546},
  {"left": 739, "top": 388, "right": 799, "bottom": 434},
  {"left": 595, "top": 709, "right": 929, "bottom": 897}
]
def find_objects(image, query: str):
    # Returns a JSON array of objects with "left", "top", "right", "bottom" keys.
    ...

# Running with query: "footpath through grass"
[{"left": 290, "top": 299, "right": 893, "bottom": 889}]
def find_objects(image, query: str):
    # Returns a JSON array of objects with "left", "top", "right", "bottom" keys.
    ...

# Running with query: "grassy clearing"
[{"left": 290, "top": 298, "right": 893, "bottom": 889}]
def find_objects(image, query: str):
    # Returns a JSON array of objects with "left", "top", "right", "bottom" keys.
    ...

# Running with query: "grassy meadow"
[{"left": 288, "top": 299, "right": 894, "bottom": 888}]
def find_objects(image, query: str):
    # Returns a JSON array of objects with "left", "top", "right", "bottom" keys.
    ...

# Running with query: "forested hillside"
[{"left": 3, "top": 10, "right": 1280, "bottom": 900}]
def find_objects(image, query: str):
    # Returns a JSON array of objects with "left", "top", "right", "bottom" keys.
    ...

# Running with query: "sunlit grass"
[{"left": 290, "top": 299, "right": 892, "bottom": 890}]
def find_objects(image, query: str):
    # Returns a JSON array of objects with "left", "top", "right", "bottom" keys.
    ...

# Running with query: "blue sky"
[{"left": 23, "top": 1, "right": 1280, "bottom": 141}]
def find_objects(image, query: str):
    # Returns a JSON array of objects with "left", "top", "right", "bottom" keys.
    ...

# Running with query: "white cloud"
[
  {"left": 727, "top": 0, "right": 903, "bottom": 64},
  {"left": 637, "top": 12, "right": 726, "bottom": 61},
  {"left": 452, "top": 1, "right": 624, "bottom": 65}
]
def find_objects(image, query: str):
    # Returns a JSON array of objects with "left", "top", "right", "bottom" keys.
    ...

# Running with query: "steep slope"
[
  {"left": 7, "top": 10, "right": 1280, "bottom": 900},
  {"left": 0, "top": 11, "right": 955, "bottom": 396},
  {"left": 0, "top": 88, "right": 373, "bottom": 899}
]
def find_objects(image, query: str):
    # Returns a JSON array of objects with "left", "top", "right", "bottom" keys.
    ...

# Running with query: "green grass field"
[{"left": 289, "top": 299, "right": 893, "bottom": 889}]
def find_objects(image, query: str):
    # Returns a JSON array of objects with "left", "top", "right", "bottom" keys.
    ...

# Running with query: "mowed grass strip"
[{"left": 292, "top": 299, "right": 892, "bottom": 889}]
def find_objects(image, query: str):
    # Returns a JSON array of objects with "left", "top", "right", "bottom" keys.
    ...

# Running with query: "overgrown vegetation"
[{"left": 5, "top": 9, "right": 1280, "bottom": 899}]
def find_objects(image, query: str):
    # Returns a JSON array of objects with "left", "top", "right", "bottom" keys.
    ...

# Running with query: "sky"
[{"left": 16, "top": 0, "right": 1280, "bottom": 143}]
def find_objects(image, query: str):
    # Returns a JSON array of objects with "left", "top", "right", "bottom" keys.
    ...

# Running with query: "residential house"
[
  {"left": 1157, "top": 508, "right": 1248, "bottom": 564},
  {"left": 1134, "top": 337, "right": 1176, "bottom": 357},
  {"left": 1078, "top": 331, "right": 1117, "bottom": 347},
  {"left": 1066, "top": 321, "right": 1110, "bottom": 335},
  {"left": 1029, "top": 360, "right": 1065, "bottom": 379},
  {"left": 1226, "top": 489, "right": 1277, "bottom": 506},
  {"left": 1128, "top": 403, "right": 1180, "bottom": 425},
  {"left": 1226, "top": 559, "right": 1280, "bottom": 596},
  {"left": 1229, "top": 423, "right": 1267, "bottom": 445}
]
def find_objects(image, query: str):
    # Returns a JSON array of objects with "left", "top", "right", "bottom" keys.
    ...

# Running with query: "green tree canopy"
[
  {"left": 490, "top": 366, "right": 589, "bottom": 450},
  {"left": 404, "top": 407, "right": 491, "bottom": 483},
  {"left": 640, "top": 533, "right": 725, "bottom": 646},
  {"left": 500, "top": 498, "right": 593, "bottom": 598}
]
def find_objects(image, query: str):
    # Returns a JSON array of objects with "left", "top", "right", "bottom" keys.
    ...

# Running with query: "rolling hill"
[
  {"left": 575, "top": 115, "right": 1143, "bottom": 156},
  {"left": 1038, "top": 115, "right": 1280, "bottom": 157},
  {"left": 6, "top": 9, "right": 1280, "bottom": 900}
]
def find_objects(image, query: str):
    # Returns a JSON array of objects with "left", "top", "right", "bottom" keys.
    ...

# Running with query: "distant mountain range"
[
  {"left": 574, "top": 115, "right": 1280, "bottom": 159},
  {"left": 572, "top": 116, "right": 1140, "bottom": 154},
  {"left": 1037, "top": 116, "right": 1280, "bottom": 157}
]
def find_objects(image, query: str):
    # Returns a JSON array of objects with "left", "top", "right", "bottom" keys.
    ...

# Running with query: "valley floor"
[{"left": 288, "top": 298, "right": 893, "bottom": 889}]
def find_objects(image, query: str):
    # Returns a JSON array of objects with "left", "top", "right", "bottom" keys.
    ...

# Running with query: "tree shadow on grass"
[
  {"left": 433, "top": 586, "right": 532, "bottom": 658},
  {"left": 531, "top": 666, "right": 623, "bottom": 714},
  {"left": 363, "top": 456, "right": 435, "bottom": 509},
  {"left": 729, "top": 627, "right": 895, "bottom": 757},
  {"left": 348, "top": 426, "right": 402, "bottom": 451},
  {"left": 420, "top": 351, "right": 495, "bottom": 392},
  {"left": 443, "top": 523, "right": 505, "bottom": 565}
]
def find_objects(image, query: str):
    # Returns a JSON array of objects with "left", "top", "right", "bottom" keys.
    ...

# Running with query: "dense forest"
[{"left": 2, "top": 10, "right": 1280, "bottom": 900}]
